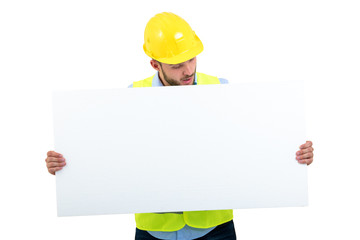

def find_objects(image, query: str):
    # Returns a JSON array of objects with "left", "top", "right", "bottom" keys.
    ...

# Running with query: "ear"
[{"left": 150, "top": 59, "right": 161, "bottom": 71}]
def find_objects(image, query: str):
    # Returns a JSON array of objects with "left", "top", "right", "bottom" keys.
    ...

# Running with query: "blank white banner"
[{"left": 53, "top": 81, "right": 307, "bottom": 217}]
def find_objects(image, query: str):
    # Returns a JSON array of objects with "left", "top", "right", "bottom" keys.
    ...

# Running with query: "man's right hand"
[{"left": 45, "top": 151, "right": 66, "bottom": 175}]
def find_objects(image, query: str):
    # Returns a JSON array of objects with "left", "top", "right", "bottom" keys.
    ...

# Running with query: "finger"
[
  {"left": 297, "top": 147, "right": 314, "bottom": 155},
  {"left": 301, "top": 152, "right": 313, "bottom": 159},
  {"left": 296, "top": 152, "right": 313, "bottom": 160},
  {"left": 47, "top": 151, "right": 63, "bottom": 158},
  {"left": 47, "top": 161, "right": 66, "bottom": 168},
  {"left": 297, "top": 159, "right": 306, "bottom": 164},
  {"left": 46, "top": 156, "right": 65, "bottom": 163},
  {"left": 297, "top": 157, "right": 313, "bottom": 165},
  {"left": 297, "top": 159, "right": 308, "bottom": 164},
  {"left": 48, "top": 167, "right": 63, "bottom": 175},
  {"left": 300, "top": 141, "right": 312, "bottom": 149}
]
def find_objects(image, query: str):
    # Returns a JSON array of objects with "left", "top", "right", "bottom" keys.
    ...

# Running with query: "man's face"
[{"left": 151, "top": 57, "right": 197, "bottom": 86}]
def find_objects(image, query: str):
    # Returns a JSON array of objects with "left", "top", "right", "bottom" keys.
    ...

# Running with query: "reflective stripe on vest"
[{"left": 132, "top": 72, "right": 233, "bottom": 231}]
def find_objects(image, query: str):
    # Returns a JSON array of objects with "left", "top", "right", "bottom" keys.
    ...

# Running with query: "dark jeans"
[{"left": 135, "top": 220, "right": 236, "bottom": 240}]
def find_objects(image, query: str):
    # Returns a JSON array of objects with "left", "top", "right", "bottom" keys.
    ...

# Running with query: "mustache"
[{"left": 181, "top": 73, "right": 195, "bottom": 80}]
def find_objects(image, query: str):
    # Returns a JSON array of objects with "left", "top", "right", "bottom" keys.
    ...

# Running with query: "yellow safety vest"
[{"left": 132, "top": 72, "right": 233, "bottom": 231}]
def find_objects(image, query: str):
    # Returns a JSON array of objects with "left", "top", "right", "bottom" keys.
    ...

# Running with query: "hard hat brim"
[
  {"left": 157, "top": 40, "right": 203, "bottom": 64},
  {"left": 144, "top": 34, "right": 204, "bottom": 65}
]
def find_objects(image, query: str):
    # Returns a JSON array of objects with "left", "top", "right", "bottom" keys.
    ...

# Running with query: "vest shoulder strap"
[
  {"left": 197, "top": 72, "right": 220, "bottom": 85},
  {"left": 133, "top": 75, "right": 154, "bottom": 88}
]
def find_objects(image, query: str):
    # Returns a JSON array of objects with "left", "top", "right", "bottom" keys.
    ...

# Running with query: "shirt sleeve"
[{"left": 219, "top": 78, "right": 229, "bottom": 84}]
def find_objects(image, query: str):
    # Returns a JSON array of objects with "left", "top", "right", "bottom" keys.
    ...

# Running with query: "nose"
[{"left": 183, "top": 61, "right": 193, "bottom": 76}]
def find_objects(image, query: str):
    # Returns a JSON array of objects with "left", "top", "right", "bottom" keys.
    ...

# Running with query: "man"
[{"left": 45, "top": 12, "right": 314, "bottom": 240}]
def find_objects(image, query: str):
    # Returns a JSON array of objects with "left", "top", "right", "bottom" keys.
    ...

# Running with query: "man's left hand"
[{"left": 296, "top": 141, "right": 314, "bottom": 165}]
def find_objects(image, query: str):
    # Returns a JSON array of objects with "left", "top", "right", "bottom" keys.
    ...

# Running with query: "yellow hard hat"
[{"left": 143, "top": 12, "right": 203, "bottom": 64}]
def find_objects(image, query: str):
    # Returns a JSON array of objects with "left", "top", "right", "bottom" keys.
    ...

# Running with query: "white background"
[{"left": 0, "top": 0, "right": 359, "bottom": 239}]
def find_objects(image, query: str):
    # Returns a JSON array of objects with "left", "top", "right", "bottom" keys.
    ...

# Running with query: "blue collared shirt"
[{"left": 129, "top": 72, "right": 228, "bottom": 240}]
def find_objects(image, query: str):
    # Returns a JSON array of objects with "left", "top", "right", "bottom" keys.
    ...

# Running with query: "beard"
[{"left": 160, "top": 66, "right": 196, "bottom": 86}]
